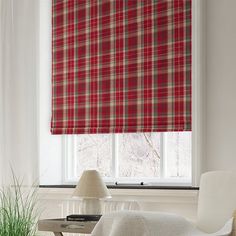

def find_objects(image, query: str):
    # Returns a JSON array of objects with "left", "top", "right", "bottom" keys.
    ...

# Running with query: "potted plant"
[{"left": 0, "top": 174, "right": 39, "bottom": 236}]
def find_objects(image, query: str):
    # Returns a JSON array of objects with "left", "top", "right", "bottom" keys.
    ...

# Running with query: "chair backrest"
[{"left": 197, "top": 171, "right": 236, "bottom": 233}]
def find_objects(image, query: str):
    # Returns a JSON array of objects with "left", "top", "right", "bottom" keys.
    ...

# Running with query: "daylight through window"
[{"left": 63, "top": 132, "right": 191, "bottom": 185}]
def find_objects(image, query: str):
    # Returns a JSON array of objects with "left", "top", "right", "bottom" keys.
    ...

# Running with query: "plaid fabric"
[{"left": 51, "top": 0, "right": 192, "bottom": 134}]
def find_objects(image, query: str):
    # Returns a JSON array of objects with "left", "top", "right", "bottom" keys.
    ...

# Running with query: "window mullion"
[
  {"left": 62, "top": 136, "right": 67, "bottom": 183},
  {"left": 63, "top": 136, "right": 77, "bottom": 183},
  {"left": 160, "top": 133, "right": 165, "bottom": 179},
  {"left": 112, "top": 134, "right": 118, "bottom": 180},
  {"left": 73, "top": 136, "right": 78, "bottom": 180}
]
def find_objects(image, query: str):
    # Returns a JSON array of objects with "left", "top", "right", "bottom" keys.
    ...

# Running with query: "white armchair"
[
  {"left": 92, "top": 171, "right": 236, "bottom": 236},
  {"left": 197, "top": 171, "right": 236, "bottom": 234}
]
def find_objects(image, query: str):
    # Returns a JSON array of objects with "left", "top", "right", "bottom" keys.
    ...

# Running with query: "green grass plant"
[{"left": 0, "top": 174, "right": 39, "bottom": 236}]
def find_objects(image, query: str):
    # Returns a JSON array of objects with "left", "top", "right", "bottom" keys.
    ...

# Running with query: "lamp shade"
[{"left": 73, "top": 170, "right": 111, "bottom": 199}]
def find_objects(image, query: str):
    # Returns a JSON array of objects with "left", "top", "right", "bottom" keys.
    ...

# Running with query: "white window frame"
[
  {"left": 191, "top": 0, "right": 206, "bottom": 187},
  {"left": 62, "top": 133, "right": 192, "bottom": 186},
  {"left": 39, "top": 0, "right": 206, "bottom": 187}
]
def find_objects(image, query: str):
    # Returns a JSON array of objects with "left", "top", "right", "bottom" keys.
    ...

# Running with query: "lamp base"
[{"left": 80, "top": 199, "right": 102, "bottom": 214}]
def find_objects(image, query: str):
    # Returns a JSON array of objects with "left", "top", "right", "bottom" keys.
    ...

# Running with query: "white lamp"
[{"left": 73, "top": 170, "right": 111, "bottom": 214}]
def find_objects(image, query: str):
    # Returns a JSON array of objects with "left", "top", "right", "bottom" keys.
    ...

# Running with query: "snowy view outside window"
[
  {"left": 66, "top": 132, "right": 191, "bottom": 183},
  {"left": 164, "top": 132, "right": 192, "bottom": 178},
  {"left": 118, "top": 133, "right": 161, "bottom": 178},
  {"left": 75, "top": 134, "right": 112, "bottom": 177}
]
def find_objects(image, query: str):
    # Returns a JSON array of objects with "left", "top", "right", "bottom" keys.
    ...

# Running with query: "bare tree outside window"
[
  {"left": 118, "top": 133, "right": 161, "bottom": 178},
  {"left": 72, "top": 132, "right": 191, "bottom": 183},
  {"left": 75, "top": 134, "right": 112, "bottom": 177}
]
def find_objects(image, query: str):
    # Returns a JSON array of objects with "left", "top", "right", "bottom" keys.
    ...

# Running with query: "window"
[
  {"left": 63, "top": 132, "right": 191, "bottom": 185},
  {"left": 39, "top": 1, "right": 204, "bottom": 187}
]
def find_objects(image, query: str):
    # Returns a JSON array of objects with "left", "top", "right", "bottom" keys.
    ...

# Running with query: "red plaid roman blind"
[{"left": 51, "top": 0, "right": 192, "bottom": 134}]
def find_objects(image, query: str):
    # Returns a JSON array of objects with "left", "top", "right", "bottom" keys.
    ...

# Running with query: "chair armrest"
[
  {"left": 215, "top": 218, "right": 233, "bottom": 236},
  {"left": 231, "top": 211, "right": 236, "bottom": 236}
]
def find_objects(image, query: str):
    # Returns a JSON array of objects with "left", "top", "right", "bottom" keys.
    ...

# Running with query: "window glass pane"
[
  {"left": 75, "top": 134, "right": 112, "bottom": 177},
  {"left": 63, "top": 132, "right": 191, "bottom": 184},
  {"left": 164, "top": 132, "right": 191, "bottom": 178},
  {"left": 117, "top": 133, "right": 161, "bottom": 178}
]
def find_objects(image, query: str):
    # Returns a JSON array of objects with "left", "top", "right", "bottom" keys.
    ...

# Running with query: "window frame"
[
  {"left": 62, "top": 132, "right": 192, "bottom": 186},
  {"left": 191, "top": 0, "right": 206, "bottom": 187}
]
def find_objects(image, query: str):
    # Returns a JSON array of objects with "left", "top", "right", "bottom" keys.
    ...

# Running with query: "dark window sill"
[{"left": 39, "top": 185, "right": 199, "bottom": 190}]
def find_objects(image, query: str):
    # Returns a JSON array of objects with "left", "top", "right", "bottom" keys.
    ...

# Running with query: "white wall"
[
  {"left": 39, "top": 0, "right": 62, "bottom": 185},
  {"left": 0, "top": 0, "right": 39, "bottom": 184},
  {"left": 205, "top": 0, "right": 236, "bottom": 171}
]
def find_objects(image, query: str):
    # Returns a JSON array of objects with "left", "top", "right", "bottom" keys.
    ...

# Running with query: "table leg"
[{"left": 53, "top": 233, "right": 63, "bottom": 236}]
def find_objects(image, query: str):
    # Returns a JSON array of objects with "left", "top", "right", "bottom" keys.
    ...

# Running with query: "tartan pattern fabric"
[{"left": 51, "top": 0, "right": 192, "bottom": 134}]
